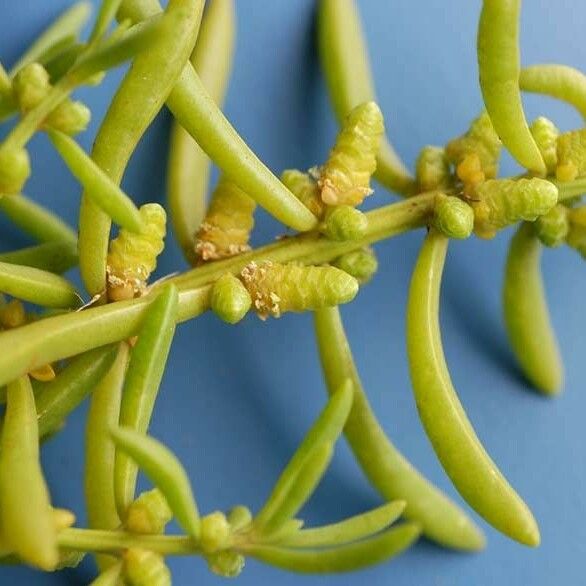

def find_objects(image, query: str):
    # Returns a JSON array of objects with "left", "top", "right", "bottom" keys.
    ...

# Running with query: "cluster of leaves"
[{"left": 0, "top": 0, "right": 586, "bottom": 584}]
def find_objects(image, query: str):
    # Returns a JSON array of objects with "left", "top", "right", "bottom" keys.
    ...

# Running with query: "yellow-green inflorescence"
[
  {"left": 194, "top": 178, "right": 256, "bottom": 263},
  {"left": 556, "top": 127, "right": 586, "bottom": 182},
  {"left": 318, "top": 101, "right": 384, "bottom": 206},
  {"left": 446, "top": 111, "right": 501, "bottom": 195},
  {"left": 416, "top": 146, "right": 452, "bottom": 192},
  {"left": 124, "top": 548, "right": 171, "bottom": 586},
  {"left": 240, "top": 261, "right": 359, "bottom": 319},
  {"left": 280, "top": 169, "right": 325, "bottom": 218},
  {"left": 534, "top": 204, "right": 569, "bottom": 248},
  {"left": 530, "top": 117, "right": 559, "bottom": 175},
  {"left": 125, "top": 488, "right": 173, "bottom": 535},
  {"left": 107, "top": 203, "right": 166, "bottom": 301},
  {"left": 472, "top": 178, "right": 558, "bottom": 239}
]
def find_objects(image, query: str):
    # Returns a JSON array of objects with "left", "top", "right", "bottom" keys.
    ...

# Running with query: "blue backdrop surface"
[{"left": 0, "top": 0, "right": 585, "bottom": 584}]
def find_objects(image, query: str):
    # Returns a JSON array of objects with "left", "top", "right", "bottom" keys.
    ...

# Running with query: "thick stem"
[{"left": 58, "top": 529, "right": 198, "bottom": 556}]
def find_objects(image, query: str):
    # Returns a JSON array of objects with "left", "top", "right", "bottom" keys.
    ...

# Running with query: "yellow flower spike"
[
  {"left": 534, "top": 205, "right": 569, "bottom": 248},
  {"left": 12, "top": 63, "right": 50, "bottom": 112},
  {"left": 194, "top": 178, "right": 256, "bottom": 263},
  {"left": 556, "top": 128, "right": 586, "bottom": 182},
  {"left": 125, "top": 488, "right": 173, "bottom": 535},
  {"left": 530, "top": 117, "right": 559, "bottom": 175},
  {"left": 107, "top": 203, "right": 166, "bottom": 301},
  {"left": 472, "top": 178, "right": 558, "bottom": 239},
  {"left": 280, "top": 169, "right": 325, "bottom": 218},
  {"left": 446, "top": 111, "right": 502, "bottom": 184},
  {"left": 240, "top": 261, "right": 359, "bottom": 320},
  {"left": 415, "top": 146, "right": 452, "bottom": 192},
  {"left": 318, "top": 101, "right": 384, "bottom": 206},
  {"left": 123, "top": 548, "right": 171, "bottom": 586},
  {"left": 200, "top": 511, "right": 231, "bottom": 554}
]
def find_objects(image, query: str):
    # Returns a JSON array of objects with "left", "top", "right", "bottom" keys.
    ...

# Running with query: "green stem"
[
  {"left": 58, "top": 528, "right": 197, "bottom": 556},
  {"left": 0, "top": 192, "right": 433, "bottom": 386},
  {"left": 0, "top": 286, "right": 211, "bottom": 387},
  {"left": 172, "top": 191, "right": 436, "bottom": 290}
]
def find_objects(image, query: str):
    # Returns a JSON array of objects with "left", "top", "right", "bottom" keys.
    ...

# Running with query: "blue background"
[{"left": 1, "top": 0, "right": 585, "bottom": 584}]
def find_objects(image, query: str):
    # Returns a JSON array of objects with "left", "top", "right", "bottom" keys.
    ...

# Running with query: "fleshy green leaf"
[
  {"left": 0, "top": 376, "right": 58, "bottom": 570},
  {"left": 0, "top": 240, "right": 78, "bottom": 274},
  {"left": 279, "top": 501, "right": 406, "bottom": 548},
  {"left": 115, "top": 285, "right": 179, "bottom": 516},
  {"left": 48, "top": 130, "right": 143, "bottom": 232},
  {"left": 244, "top": 523, "right": 421, "bottom": 574},
  {"left": 0, "top": 261, "right": 80, "bottom": 308},
  {"left": 253, "top": 381, "right": 353, "bottom": 531},
  {"left": 34, "top": 345, "right": 118, "bottom": 438}
]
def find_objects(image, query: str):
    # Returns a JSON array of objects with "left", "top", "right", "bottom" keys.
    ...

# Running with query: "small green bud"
[
  {"left": 207, "top": 551, "right": 245, "bottom": 578},
  {"left": 125, "top": 489, "right": 173, "bottom": 535},
  {"left": 200, "top": 511, "right": 231, "bottom": 554},
  {"left": 0, "top": 147, "right": 31, "bottom": 194},
  {"left": 211, "top": 273, "right": 252, "bottom": 324},
  {"left": 46, "top": 100, "right": 91, "bottom": 135},
  {"left": 322, "top": 205, "right": 368, "bottom": 241},
  {"left": 124, "top": 549, "right": 171, "bottom": 586},
  {"left": 227, "top": 505, "right": 253, "bottom": 531},
  {"left": 534, "top": 205, "right": 569, "bottom": 247},
  {"left": 434, "top": 195, "right": 474, "bottom": 239},
  {"left": 332, "top": 248, "right": 378, "bottom": 283},
  {"left": 12, "top": 63, "right": 50, "bottom": 112}
]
